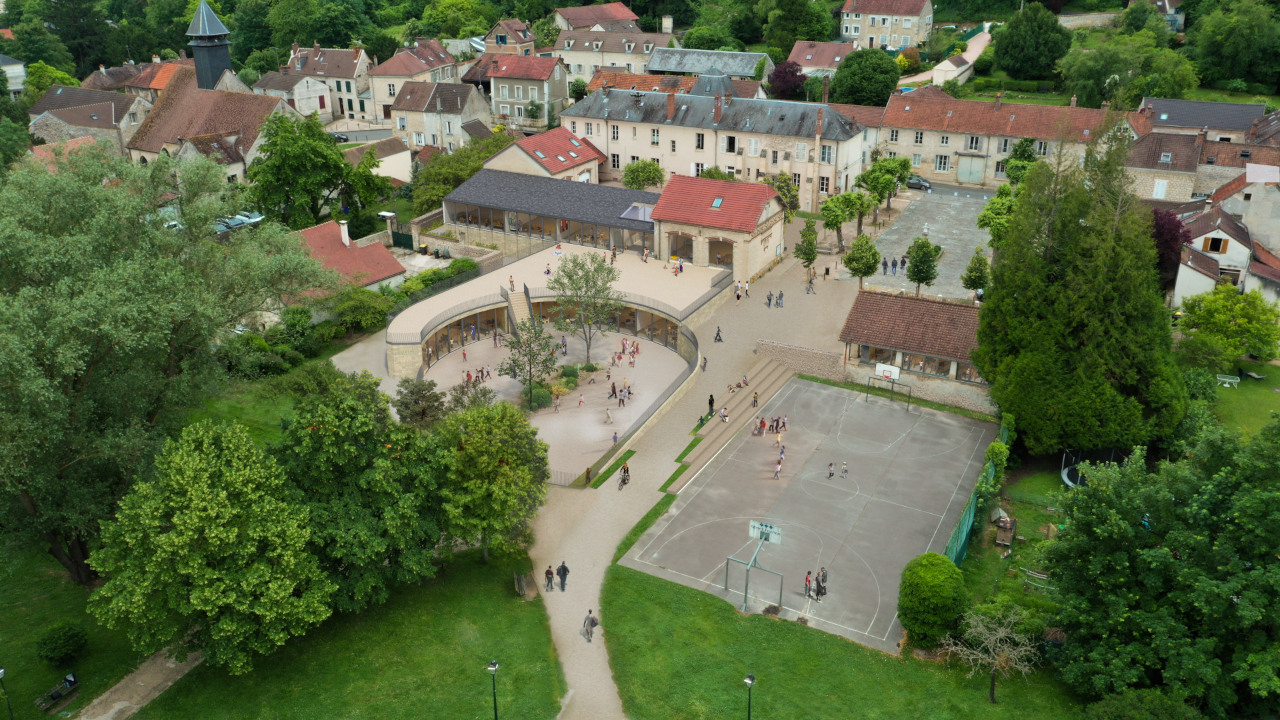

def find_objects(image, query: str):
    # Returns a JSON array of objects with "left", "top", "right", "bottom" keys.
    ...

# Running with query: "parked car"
[
  {"left": 906, "top": 175, "right": 931, "bottom": 190},
  {"left": 327, "top": 132, "right": 349, "bottom": 143}
]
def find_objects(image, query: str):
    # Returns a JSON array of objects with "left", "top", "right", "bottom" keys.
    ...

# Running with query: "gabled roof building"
[
  {"left": 483, "top": 125, "right": 604, "bottom": 181},
  {"left": 554, "top": 30, "right": 678, "bottom": 84},
  {"left": 645, "top": 48, "right": 775, "bottom": 80},
  {"left": 285, "top": 42, "right": 375, "bottom": 121},
  {"left": 553, "top": 2, "right": 640, "bottom": 31},
  {"left": 390, "top": 81, "right": 490, "bottom": 152},
  {"left": 27, "top": 85, "right": 154, "bottom": 154}
]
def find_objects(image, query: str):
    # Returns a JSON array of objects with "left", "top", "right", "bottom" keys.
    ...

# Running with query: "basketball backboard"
[
  {"left": 748, "top": 520, "right": 782, "bottom": 544},
  {"left": 875, "top": 363, "right": 900, "bottom": 381}
]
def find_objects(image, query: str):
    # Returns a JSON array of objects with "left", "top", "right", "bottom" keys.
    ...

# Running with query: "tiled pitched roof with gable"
[
  {"left": 127, "top": 65, "right": 284, "bottom": 154},
  {"left": 390, "top": 81, "right": 476, "bottom": 113},
  {"left": 1199, "top": 140, "right": 1280, "bottom": 169},
  {"left": 407, "top": 39, "right": 454, "bottom": 70},
  {"left": 48, "top": 101, "right": 119, "bottom": 129},
  {"left": 28, "top": 86, "right": 137, "bottom": 123},
  {"left": 841, "top": 0, "right": 930, "bottom": 15},
  {"left": 253, "top": 70, "right": 307, "bottom": 91},
  {"left": 462, "top": 118, "right": 492, "bottom": 138},
  {"left": 81, "top": 63, "right": 147, "bottom": 91},
  {"left": 882, "top": 93, "right": 1109, "bottom": 142},
  {"left": 830, "top": 103, "right": 885, "bottom": 128},
  {"left": 125, "top": 61, "right": 192, "bottom": 91},
  {"left": 185, "top": 132, "right": 244, "bottom": 165},
  {"left": 942, "top": 54, "right": 969, "bottom": 68},
  {"left": 554, "top": 2, "right": 638, "bottom": 28},
  {"left": 585, "top": 70, "right": 760, "bottom": 98},
  {"left": 487, "top": 55, "right": 560, "bottom": 80},
  {"left": 29, "top": 136, "right": 96, "bottom": 170},
  {"left": 838, "top": 292, "right": 980, "bottom": 362},
  {"left": 292, "top": 45, "right": 366, "bottom": 79},
  {"left": 299, "top": 221, "right": 404, "bottom": 287},
  {"left": 646, "top": 48, "right": 770, "bottom": 78},
  {"left": 369, "top": 51, "right": 432, "bottom": 77},
  {"left": 556, "top": 30, "right": 673, "bottom": 54},
  {"left": 343, "top": 137, "right": 409, "bottom": 167},
  {"left": 1252, "top": 242, "right": 1280, "bottom": 284},
  {"left": 1209, "top": 173, "right": 1249, "bottom": 203},
  {"left": 513, "top": 126, "right": 603, "bottom": 173},
  {"left": 563, "top": 91, "right": 860, "bottom": 140},
  {"left": 492, "top": 19, "right": 531, "bottom": 39},
  {"left": 1140, "top": 97, "right": 1266, "bottom": 131},
  {"left": 1126, "top": 132, "right": 1199, "bottom": 172},
  {"left": 652, "top": 175, "right": 777, "bottom": 233},
  {"left": 1180, "top": 246, "right": 1220, "bottom": 280},
  {"left": 787, "top": 42, "right": 857, "bottom": 70},
  {"left": 1185, "top": 205, "right": 1251, "bottom": 249}
]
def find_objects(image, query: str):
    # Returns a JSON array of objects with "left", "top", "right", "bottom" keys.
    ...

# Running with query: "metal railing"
[
  {"left": 943, "top": 420, "right": 1011, "bottom": 567},
  {"left": 384, "top": 268, "right": 483, "bottom": 326}
]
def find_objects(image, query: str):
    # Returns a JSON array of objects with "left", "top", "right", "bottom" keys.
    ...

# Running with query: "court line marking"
[{"left": 924, "top": 425, "right": 991, "bottom": 553}]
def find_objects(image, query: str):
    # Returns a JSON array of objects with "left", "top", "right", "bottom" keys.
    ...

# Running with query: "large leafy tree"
[
  {"left": 993, "top": 3, "right": 1072, "bottom": 80},
  {"left": 412, "top": 129, "right": 516, "bottom": 212},
  {"left": 1151, "top": 208, "right": 1191, "bottom": 286},
  {"left": 972, "top": 127, "right": 1187, "bottom": 454},
  {"left": 8, "top": 23, "right": 77, "bottom": 76},
  {"left": 756, "top": 0, "right": 829, "bottom": 52},
  {"left": 547, "top": 252, "right": 624, "bottom": 362},
  {"left": 1176, "top": 284, "right": 1280, "bottom": 371},
  {"left": 843, "top": 233, "right": 880, "bottom": 289},
  {"left": 0, "top": 118, "right": 30, "bottom": 171},
  {"left": 434, "top": 403, "right": 548, "bottom": 563},
  {"left": 766, "top": 59, "right": 806, "bottom": 99},
  {"left": 622, "top": 158, "right": 665, "bottom": 190},
  {"left": 497, "top": 318, "right": 559, "bottom": 411},
  {"left": 1188, "top": 0, "right": 1280, "bottom": 91},
  {"left": 1046, "top": 423, "right": 1280, "bottom": 717},
  {"left": 820, "top": 193, "right": 853, "bottom": 252},
  {"left": 247, "top": 113, "right": 352, "bottom": 229},
  {"left": 794, "top": 218, "right": 818, "bottom": 268},
  {"left": 88, "top": 421, "right": 335, "bottom": 674},
  {"left": 18, "top": 60, "right": 78, "bottom": 110},
  {"left": 1058, "top": 31, "right": 1197, "bottom": 109},
  {"left": 977, "top": 183, "right": 1018, "bottom": 249},
  {"left": 392, "top": 377, "right": 448, "bottom": 431},
  {"left": 905, "top": 234, "right": 941, "bottom": 296},
  {"left": 276, "top": 370, "right": 444, "bottom": 613},
  {"left": 0, "top": 149, "right": 329, "bottom": 584},
  {"left": 42, "top": 0, "right": 111, "bottom": 75},
  {"left": 760, "top": 172, "right": 799, "bottom": 224},
  {"left": 830, "top": 49, "right": 900, "bottom": 106},
  {"left": 230, "top": 0, "right": 274, "bottom": 62}
]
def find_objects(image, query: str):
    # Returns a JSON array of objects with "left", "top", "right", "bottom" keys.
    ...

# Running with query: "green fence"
[{"left": 943, "top": 418, "right": 1009, "bottom": 567}]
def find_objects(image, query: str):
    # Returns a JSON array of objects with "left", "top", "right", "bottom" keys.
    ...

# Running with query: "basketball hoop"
[{"left": 882, "top": 371, "right": 892, "bottom": 381}]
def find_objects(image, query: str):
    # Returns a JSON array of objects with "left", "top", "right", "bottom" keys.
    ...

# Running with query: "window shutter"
[
  {"left": 1221, "top": 238, "right": 1229, "bottom": 253},
  {"left": 721, "top": 136, "right": 727, "bottom": 152},
  {"left": 1203, "top": 237, "right": 1211, "bottom": 252}
]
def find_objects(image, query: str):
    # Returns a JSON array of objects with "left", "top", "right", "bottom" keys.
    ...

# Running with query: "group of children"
[{"left": 462, "top": 365, "right": 493, "bottom": 386}]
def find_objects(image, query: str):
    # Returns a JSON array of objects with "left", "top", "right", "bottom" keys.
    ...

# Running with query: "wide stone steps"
[{"left": 508, "top": 289, "right": 532, "bottom": 326}]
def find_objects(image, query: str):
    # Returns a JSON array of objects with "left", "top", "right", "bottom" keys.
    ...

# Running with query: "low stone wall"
[
  {"left": 1057, "top": 11, "right": 1118, "bottom": 27},
  {"left": 417, "top": 234, "right": 504, "bottom": 275},
  {"left": 755, "top": 340, "right": 845, "bottom": 381},
  {"left": 847, "top": 363, "right": 997, "bottom": 415},
  {"left": 356, "top": 229, "right": 391, "bottom": 248},
  {"left": 387, "top": 342, "right": 421, "bottom": 378}
]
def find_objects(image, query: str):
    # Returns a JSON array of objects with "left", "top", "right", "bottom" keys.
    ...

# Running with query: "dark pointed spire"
[{"left": 186, "top": 0, "right": 230, "bottom": 38}]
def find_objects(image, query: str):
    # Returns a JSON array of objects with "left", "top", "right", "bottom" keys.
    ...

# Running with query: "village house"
[
  {"left": 931, "top": 54, "right": 972, "bottom": 87},
  {"left": 369, "top": 46, "right": 457, "bottom": 124},
  {"left": 123, "top": 56, "right": 196, "bottom": 102},
  {"left": 284, "top": 42, "right": 374, "bottom": 121},
  {"left": 840, "top": 0, "right": 933, "bottom": 48},
  {"left": 252, "top": 70, "right": 329, "bottom": 116},
  {"left": 484, "top": 19, "right": 535, "bottom": 56},
  {"left": 390, "top": 81, "right": 489, "bottom": 152},
  {"left": 474, "top": 55, "right": 569, "bottom": 134},
  {"left": 1140, "top": 97, "right": 1265, "bottom": 143},
  {"left": 299, "top": 220, "right": 406, "bottom": 290},
  {"left": 561, "top": 89, "right": 868, "bottom": 212},
  {"left": 586, "top": 70, "right": 765, "bottom": 99},
  {"left": 552, "top": 2, "right": 641, "bottom": 32},
  {"left": 27, "top": 85, "right": 153, "bottom": 154},
  {"left": 1, "top": 52, "right": 24, "bottom": 100},
  {"left": 650, "top": 174, "right": 786, "bottom": 278},
  {"left": 483, "top": 125, "right": 604, "bottom": 181},
  {"left": 344, "top": 137, "right": 413, "bottom": 185},
  {"left": 645, "top": 48, "right": 775, "bottom": 80},
  {"left": 1126, "top": 131, "right": 1201, "bottom": 202},
  {"left": 787, "top": 41, "right": 858, "bottom": 78},
  {"left": 554, "top": 30, "right": 678, "bottom": 84}
]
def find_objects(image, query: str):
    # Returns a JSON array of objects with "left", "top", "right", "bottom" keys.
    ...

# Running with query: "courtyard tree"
[
  {"left": 392, "top": 377, "right": 448, "bottom": 431},
  {"left": 1176, "top": 284, "right": 1280, "bottom": 371},
  {"left": 843, "top": 233, "right": 881, "bottom": 289},
  {"left": 856, "top": 168, "right": 896, "bottom": 224},
  {"left": 0, "top": 150, "right": 328, "bottom": 584},
  {"left": 89, "top": 421, "right": 335, "bottom": 674},
  {"left": 497, "top": 317, "right": 559, "bottom": 411},
  {"left": 961, "top": 249, "right": 990, "bottom": 294},
  {"left": 977, "top": 184, "right": 1018, "bottom": 249},
  {"left": 433, "top": 403, "right": 548, "bottom": 563},
  {"left": 622, "top": 159, "right": 665, "bottom": 190},
  {"left": 568, "top": 77, "right": 588, "bottom": 101},
  {"left": 247, "top": 113, "right": 350, "bottom": 229},
  {"left": 547, "top": 252, "right": 625, "bottom": 363},
  {"left": 845, "top": 190, "right": 875, "bottom": 237},
  {"left": 971, "top": 126, "right": 1187, "bottom": 454},
  {"left": 412, "top": 129, "right": 516, "bottom": 213},
  {"left": 1003, "top": 138, "right": 1038, "bottom": 185},
  {"left": 897, "top": 552, "right": 965, "bottom": 648},
  {"left": 819, "top": 193, "right": 852, "bottom": 252},
  {"left": 794, "top": 218, "right": 818, "bottom": 268},
  {"left": 905, "top": 235, "right": 941, "bottom": 296},
  {"left": 760, "top": 172, "right": 800, "bottom": 223},
  {"left": 941, "top": 607, "right": 1041, "bottom": 704},
  {"left": 829, "top": 48, "right": 900, "bottom": 106},
  {"left": 276, "top": 371, "right": 444, "bottom": 612},
  {"left": 994, "top": 2, "right": 1072, "bottom": 80}
]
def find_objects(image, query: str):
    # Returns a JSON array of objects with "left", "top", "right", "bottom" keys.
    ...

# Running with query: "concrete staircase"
[
  {"left": 508, "top": 285, "right": 533, "bottom": 326},
  {"left": 673, "top": 358, "right": 794, "bottom": 492}
]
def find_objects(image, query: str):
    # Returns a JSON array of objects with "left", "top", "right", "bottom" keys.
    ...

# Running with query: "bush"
[
  {"left": 973, "top": 49, "right": 995, "bottom": 75},
  {"left": 522, "top": 384, "right": 552, "bottom": 410},
  {"left": 560, "top": 365, "right": 579, "bottom": 379},
  {"left": 35, "top": 622, "right": 88, "bottom": 666},
  {"left": 897, "top": 552, "right": 966, "bottom": 648},
  {"left": 1082, "top": 689, "right": 1205, "bottom": 720},
  {"left": 332, "top": 286, "right": 395, "bottom": 332},
  {"left": 583, "top": 362, "right": 599, "bottom": 372},
  {"left": 900, "top": 47, "right": 922, "bottom": 73},
  {"left": 1182, "top": 367, "right": 1218, "bottom": 403},
  {"left": 265, "top": 360, "right": 344, "bottom": 400}
]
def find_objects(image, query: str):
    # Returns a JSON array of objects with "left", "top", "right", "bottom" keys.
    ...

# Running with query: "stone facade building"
[
  {"left": 284, "top": 42, "right": 374, "bottom": 121},
  {"left": 252, "top": 71, "right": 329, "bottom": 117},
  {"left": 484, "top": 126, "right": 604, "bottom": 181},
  {"left": 390, "top": 81, "right": 489, "bottom": 152},
  {"left": 650, "top": 174, "right": 786, "bottom": 279},
  {"left": 554, "top": 31, "right": 677, "bottom": 84},
  {"left": 553, "top": 2, "right": 640, "bottom": 32},
  {"left": 840, "top": 0, "right": 933, "bottom": 48},
  {"left": 27, "top": 85, "right": 153, "bottom": 154},
  {"left": 1126, "top": 131, "right": 1200, "bottom": 202}
]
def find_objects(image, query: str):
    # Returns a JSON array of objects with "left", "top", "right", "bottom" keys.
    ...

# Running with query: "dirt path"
[
  {"left": 898, "top": 31, "right": 991, "bottom": 86},
  {"left": 77, "top": 650, "right": 202, "bottom": 720}
]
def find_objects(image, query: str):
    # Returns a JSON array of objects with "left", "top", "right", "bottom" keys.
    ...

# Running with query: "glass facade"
[
  {"left": 421, "top": 307, "right": 510, "bottom": 369},
  {"left": 447, "top": 201, "right": 653, "bottom": 262}
]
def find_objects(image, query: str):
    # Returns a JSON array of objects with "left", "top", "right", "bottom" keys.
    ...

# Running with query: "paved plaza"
[{"left": 620, "top": 378, "right": 996, "bottom": 653}]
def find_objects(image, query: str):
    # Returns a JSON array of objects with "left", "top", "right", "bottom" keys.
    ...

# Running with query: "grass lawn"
[
  {"left": 134, "top": 551, "right": 564, "bottom": 720},
  {"left": 337, "top": 142, "right": 365, "bottom": 149},
  {"left": 366, "top": 196, "right": 420, "bottom": 225},
  {"left": 1215, "top": 359, "right": 1280, "bottom": 435},
  {"left": 0, "top": 539, "right": 145, "bottom": 719},
  {"left": 968, "top": 93, "right": 1072, "bottom": 106},
  {"left": 602, "top": 564, "right": 1083, "bottom": 719},
  {"left": 1186, "top": 87, "right": 1280, "bottom": 110},
  {"left": 1005, "top": 468, "right": 1064, "bottom": 508}
]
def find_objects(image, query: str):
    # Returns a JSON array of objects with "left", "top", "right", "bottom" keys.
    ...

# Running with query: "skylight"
[
  {"left": 711, "top": 197, "right": 724, "bottom": 208},
  {"left": 535, "top": 150, "right": 546, "bottom": 158},
  {"left": 556, "top": 154, "right": 567, "bottom": 161},
  {"left": 569, "top": 151, "right": 578, "bottom": 157},
  {"left": 570, "top": 138, "right": 581, "bottom": 146},
  {"left": 834, "top": 56, "right": 841, "bottom": 62},
  {"left": 806, "top": 54, "right": 813, "bottom": 60},
  {"left": 1159, "top": 152, "right": 1172, "bottom": 163}
]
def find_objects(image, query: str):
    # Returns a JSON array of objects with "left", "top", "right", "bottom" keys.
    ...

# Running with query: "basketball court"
[{"left": 619, "top": 377, "right": 997, "bottom": 653}]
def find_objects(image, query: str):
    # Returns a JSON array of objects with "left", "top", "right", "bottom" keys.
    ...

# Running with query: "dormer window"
[
  {"left": 1159, "top": 152, "right": 1172, "bottom": 163},
  {"left": 497, "top": 34, "right": 507, "bottom": 45},
  {"left": 644, "top": 43, "right": 653, "bottom": 52},
  {"left": 565, "top": 40, "right": 573, "bottom": 49},
  {"left": 593, "top": 41, "right": 601, "bottom": 50},
  {"left": 625, "top": 43, "right": 634, "bottom": 52}
]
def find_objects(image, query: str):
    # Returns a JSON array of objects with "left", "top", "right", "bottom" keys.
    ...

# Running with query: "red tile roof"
[
  {"left": 1255, "top": 241, "right": 1280, "bottom": 271},
  {"left": 838, "top": 291, "right": 980, "bottom": 362},
  {"left": 406, "top": 39, "right": 455, "bottom": 70},
  {"left": 841, "top": 0, "right": 930, "bottom": 15},
  {"left": 1180, "top": 246, "right": 1220, "bottom": 281},
  {"left": 788, "top": 41, "right": 858, "bottom": 70},
  {"left": 125, "top": 60, "right": 192, "bottom": 90},
  {"left": 514, "top": 126, "right": 604, "bottom": 173},
  {"left": 29, "top": 136, "right": 96, "bottom": 170},
  {"left": 830, "top": 103, "right": 885, "bottom": 128},
  {"left": 1210, "top": 173, "right": 1249, "bottom": 203},
  {"left": 1200, "top": 140, "right": 1280, "bottom": 169},
  {"left": 882, "top": 93, "right": 1111, "bottom": 142},
  {"left": 1252, "top": 243, "right": 1280, "bottom": 283},
  {"left": 0, "top": 29, "right": 13, "bottom": 40},
  {"left": 299, "top": 220, "right": 405, "bottom": 287},
  {"left": 652, "top": 175, "right": 778, "bottom": 233},
  {"left": 555, "top": 2, "right": 638, "bottom": 28},
  {"left": 1184, "top": 205, "right": 1251, "bottom": 249},
  {"left": 486, "top": 55, "right": 561, "bottom": 80},
  {"left": 289, "top": 44, "right": 368, "bottom": 79}
]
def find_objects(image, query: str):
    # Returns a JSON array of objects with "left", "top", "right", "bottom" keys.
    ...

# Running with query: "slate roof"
[
  {"left": 1200, "top": 140, "right": 1280, "bottom": 169},
  {"left": 405, "top": 39, "right": 455, "bottom": 70},
  {"left": 299, "top": 220, "right": 405, "bottom": 287},
  {"left": 82, "top": 63, "right": 147, "bottom": 91},
  {"left": 787, "top": 42, "right": 856, "bottom": 70},
  {"left": 290, "top": 44, "right": 367, "bottom": 79},
  {"left": 446, "top": 169, "right": 660, "bottom": 231},
  {"left": 1140, "top": 97, "right": 1266, "bottom": 131},
  {"left": 1184, "top": 205, "right": 1252, "bottom": 249},
  {"left": 390, "top": 81, "right": 477, "bottom": 113},
  {"left": 838, "top": 292, "right": 980, "bottom": 362},
  {"left": 1247, "top": 109, "right": 1280, "bottom": 145},
  {"left": 369, "top": 51, "right": 435, "bottom": 77},
  {"left": 186, "top": 0, "right": 229, "bottom": 36},
  {"left": 28, "top": 86, "right": 136, "bottom": 125},
  {"left": 343, "top": 137, "right": 410, "bottom": 167},
  {"left": 586, "top": 70, "right": 761, "bottom": 98},
  {"left": 1126, "top": 132, "right": 1199, "bottom": 173},
  {"left": 555, "top": 2, "right": 638, "bottom": 28},
  {"left": 0, "top": 52, "right": 21, "bottom": 66},
  {"left": 462, "top": 118, "right": 492, "bottom": 138},
  {"left": 253, "top": 70, "right": 308, "bottom": 91},
  {"left": 556, "top": 31, "right": 674, "bottom": 54},
  {"left": 841, "top": 0, "right": 930, "bottom": 15},
  {"left": 512, "top": 126, "right": 604, "bottom": 173},
  {"left": 127, "top": 66, "right": 283, "bottom": 154},
  {"left": 830, "top": 103, "right": 885, "bottom": 128},
  {"left": 646, "top": 48, "right": 771, "bottom": 78},
  {"left": 562, "top": 91, "right": 860, "bottom": 141},
  {"left": 651, "top": 175, "right": 777, "bottom": 233},
  {"left": 1180, "top": 246, "right": 1220, "bottom": 280},
  {"left": 882, "top": 93, "right": 1110, "bottom": 142}
]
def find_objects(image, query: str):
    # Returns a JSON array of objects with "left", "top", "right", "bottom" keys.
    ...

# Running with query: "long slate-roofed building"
[{"left": 645, "top": 48, "right": 774, "bottom": 80}]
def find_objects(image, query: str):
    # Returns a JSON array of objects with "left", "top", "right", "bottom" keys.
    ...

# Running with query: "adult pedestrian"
[
  {"left": 804, "top": 571, "right": 812, "bottom": 599},
  {"left": 814, "top": 576, "right": 825, "bottom": 603},
  {"left": 779, "top": 445, "right": 786, "bottom": 462},
  {"left": 891, "top": 258, "right": 898, "bottom": 276},
  {"left": 841, "top": 461, "right": 848, "bottom": 478},
  {"left": 610, "top": 382, "right": 618, "bottom": 399},
  {"left": 709, "top": 394, "right": 716, "bottom": 417},
  {"left": 584, "top": 610, "right": 598, "bottom": 642},
  {"left": 759, "top": 417, "right": 767, "bottom": 435},
  {"left": 782, "top": 415, "right": 789, "bottom": 431},
  {"left": 605, "top": 407, "right": 613, "bottom": 424},
  {"left": 753, "top": 391, "right": 758, "bottom": 408},
  {"left": 509, "top": 275, "right": 515, "bottom": 291},
  {"left": 715, "top": 326, "right": 723, "bottom": 342},
  {"left": 901, "top": 254, "right": 908, "bottom": 270},
  {"left": 554, "top": 395, "right": 560, "bottom": 413},
  {"left": 612, "top": 431, "right": 619, "bottom": 445},
  {"left": 773, "top": 461, "right": 782, "bottom": 479},
  {"left": 820, "top": 566, "right": 828, "bottom": 589},
  {"left": 882, "top": 258, "right": 889, "bottom": 275},
  {"left": 735, "top": 289, "right": 741, "bottom": 305},
  {"left": 744, "top": 281, "right": 750, "bottom": 297},
  {"left": 766, "top": 290, "right": 773, "bottom": 308},
  {"left": 776, "top": 291, "right": 784, "bottom": 308},
  {"left": 720, "top": 407, "right": 729, "bottom": 423},
  {"left": 544, "top": 565, "right": 554, "bottom": 592},
  {"left": 556, "top": 562, "right": 569, "bottom": 591}
]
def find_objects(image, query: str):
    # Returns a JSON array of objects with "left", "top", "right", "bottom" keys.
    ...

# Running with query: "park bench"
[
  {"left": 1217, "top": 374, "right": 1240, "bottom": 388},
  {"left": 35, "top": 673, "right": 78, "bottom": 713}
]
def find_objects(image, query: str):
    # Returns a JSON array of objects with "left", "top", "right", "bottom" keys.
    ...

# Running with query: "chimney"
[
  {"left": 995, "top": 91, "right": 1002, "bottom": 110},
  {"left": 822, "top": 76, "right": 830, "bottom": 104},
  {"left": 178, "top": 49, "right": 186, "bottom": 59},
  {"left": 313, "top": 41, "right": 321, "bottom": 52},
  {"left": 339, "top": 220, "right": 350, "bottom": 248},
  {"left": 667, "top": 91, "right": 675, "bottom": 120},
  {"left": 662, "top": 15, "right": 673, "bottom": 33},
  {"left": 1101, "top": 101, "right": 1110, "bottom": 110},
  {"left": 714, "top": 93, "right": 722, "bottom": 124},
  {"left": 1069, "top": 94, "right": 1077, "bottom": 107},
  {"left": 152, "top": 54, "right": 161, "bottom": 64},
  {"left": 816, "top": 107, "right": 824, "bottom": 138}
]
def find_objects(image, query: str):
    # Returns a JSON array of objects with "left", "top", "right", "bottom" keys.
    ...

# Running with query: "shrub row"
[
  {"left": 384, "top": 258, "right": 481, "bottom": 321},
  {"left": 216, "top": 306, "right": 344, "bottom": 380},
  {"left": 969, "top": 77, "right": 1057, "bottom": 94}
]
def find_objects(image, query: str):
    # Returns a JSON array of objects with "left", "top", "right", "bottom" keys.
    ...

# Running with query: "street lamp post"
[
  {"left": 488, "top": 660, "right": 500, "bottom": 720},
  {"left": 744, "top": 673, "right": 754, "bottom": 720},
  {"left": 0, "top": 667, "right": 14, "bottom": 720}
]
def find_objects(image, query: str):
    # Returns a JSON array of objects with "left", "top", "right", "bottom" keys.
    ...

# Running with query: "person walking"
[
  {"left": 782, "top": 415, "right": 789, "bottom": 431},
  {"left": 766, "top": 290, "right": 773, "bottom": 308},
  {"left": 759, "top": 417, "right": 767, "bottom": 435},
  {"left": 735, "top": 289, "right": 741, "bottom": 305},
  {"left": 828, "top": 462, "right": 835, "bottom": 479},
  {"left": 643, "top": 247, "right": 649, "bottom": 263},
  {"left": 605, "top": 407, "right": 613, "bottom": 424},
  {"left": 715, "top": 326, "right": 723, "bottom": 342},
  {"left": 776, "top": 291, "right": 784, "bottom": 308},
  {"left": 544, "top": 565, "right": 554, "bottom": 592},
  {"left": 709, "top": 394, "right": 716, "bottom": 418},
  {"left": 901, "top": 254, "right": 908, "bottom": 270},
  {"left": 610, "top": 382, "right": 618, "bottom": 399},
  {"left": 779, "top": 445, "right": 785, "bottom": 462},
  {"left": 744, "top": 281, "right": 750, "bottom": 297},
  {"left": 554, "top": 395, "right": 560, "bottom": 413},
  {"left": 752, "top": 391, "right": 758, "bottom": 408},
  {"left": 509, "top": 275, "right": 515, "bottom": 291},
  {"left": 773, "top": 461, "right": 782, "bottom": 480},
  {"left": 579, "top": 394, "right": 585, "bottom": 408},
  {"left": 556, "top": 562, "right": 569, "bottom": 591},
  {"left": 891, "top": 258, "right": 898, "bottom": 276},
  {"left": 882, "top": 258, "right": 889, "bottom": 275},
  {"left": 775, "top": 430, "right": 782, "bottom": 447},
  {"left": 584, "top": 610, "right": 598, "bottom": 642},
  {"left": 841, "top": 461, "right": 848, "bottom": 478},
  {"left": 804, "top": 571, "right": 812, "bottom": 599}
]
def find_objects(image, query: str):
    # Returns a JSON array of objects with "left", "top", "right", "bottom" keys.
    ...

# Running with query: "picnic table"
[
  {"left": 1217, "top": 374, "right": 1240, "bottom": 388},
  {"left": 35, "top": 674, "right": 79, "bottom": 713}
]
